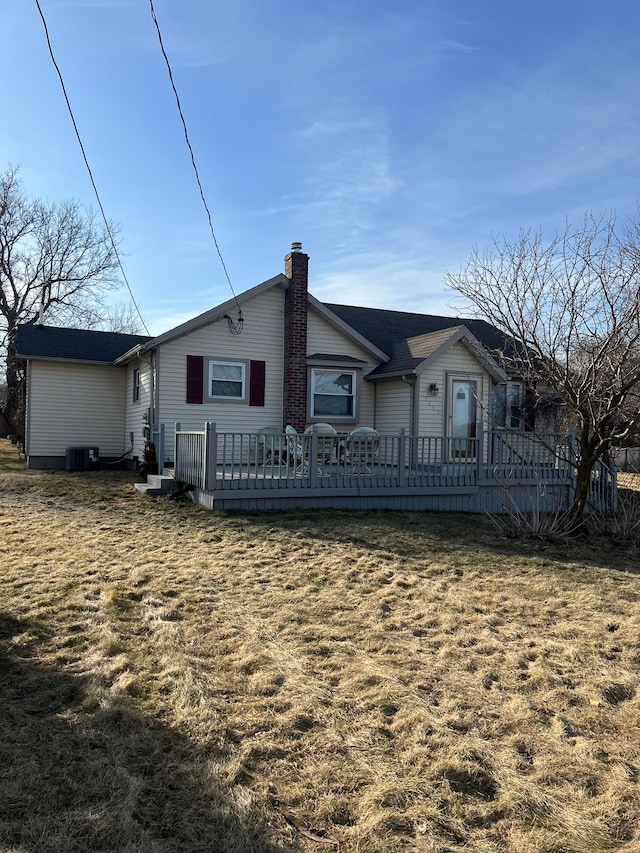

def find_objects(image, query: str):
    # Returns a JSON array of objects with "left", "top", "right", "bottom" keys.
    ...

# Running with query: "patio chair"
[
  {"left": 257, "top": 426, "right": 285, "bottom": 465},
  {"left": 303, "top": 423, "right": 338, "bottom": 475},
  {"left": 285, "top": 425, "right": 305, "bottom": 472},
  {"left": 346, "top": 427, "right": 380, "bottom": 474}
]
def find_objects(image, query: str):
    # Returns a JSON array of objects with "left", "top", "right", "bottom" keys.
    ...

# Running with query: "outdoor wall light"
[{"left": 429, "top": 382, "right": 439, "bottom": 397}]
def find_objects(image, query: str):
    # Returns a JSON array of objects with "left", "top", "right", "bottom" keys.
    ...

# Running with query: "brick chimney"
[{"left": 283, "top": 242, "right": 309, "bottom": 432}]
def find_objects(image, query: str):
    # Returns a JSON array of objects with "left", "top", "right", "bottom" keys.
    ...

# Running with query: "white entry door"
[{"left": 450, "top": 378, "right": 478, "bottom": 459}]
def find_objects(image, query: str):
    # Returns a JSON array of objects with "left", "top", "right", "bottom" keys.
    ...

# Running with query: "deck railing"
[
  {"left": 173, "top": 423, "right": 582, "bottom": 493},
  {"left": 174, "top": 429, "right": 206, "bottom": 487}
]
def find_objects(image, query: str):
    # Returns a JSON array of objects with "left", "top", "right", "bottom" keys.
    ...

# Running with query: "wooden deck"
[{"left": 164, "top": 424, "right": 617, "bottom": 513}]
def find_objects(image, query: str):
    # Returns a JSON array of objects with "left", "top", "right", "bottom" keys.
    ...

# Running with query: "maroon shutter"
[
  {"left": 249, "top": 360, "right": 266, "bottom": 407},
  {"left": 186, "top": 355, "right": 204, "bottom": 404}
]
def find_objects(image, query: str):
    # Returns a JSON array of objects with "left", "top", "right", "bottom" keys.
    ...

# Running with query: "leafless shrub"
[
  {"left": 590, "top": 485, "right": 640, "bottom": 545},
  {"left": 483, "top": 476, "right": 580, "bottom": 541}
]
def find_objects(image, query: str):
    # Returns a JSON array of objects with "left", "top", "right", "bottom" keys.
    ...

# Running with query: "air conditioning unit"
[{"left": 65, "top": 446, "right": 99, "bottom": 472}]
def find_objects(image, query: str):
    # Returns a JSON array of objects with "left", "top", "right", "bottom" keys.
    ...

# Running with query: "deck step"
[{"left": 134, "top": 473, "right": 175, "bottom": 497}]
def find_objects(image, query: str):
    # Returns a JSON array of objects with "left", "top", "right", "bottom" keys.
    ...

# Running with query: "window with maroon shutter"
[
  {"left": 186, "top": 355, "right": 204, "bottom": 404},
  {"left": 249, "top": 360, "right": 266, "bottom": 406}
]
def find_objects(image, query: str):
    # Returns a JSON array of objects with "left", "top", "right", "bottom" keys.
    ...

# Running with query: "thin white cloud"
[{"left": 283, "top": 110, "right": 401, "bottom": 255}]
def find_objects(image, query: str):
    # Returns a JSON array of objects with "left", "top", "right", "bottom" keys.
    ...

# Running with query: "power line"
[
  {"left": 34, "top": 0, "right": 150, "bottom": 336},
  {"left": 148, "top": 0, "right": 243, "bottom": 326}
]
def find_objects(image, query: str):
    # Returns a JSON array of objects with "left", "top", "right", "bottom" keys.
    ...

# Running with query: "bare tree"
[
  {"left": 446, "top": 211, "right": 640, "bottom": 523},
  {"left": 0, "top": 166, "right": 128, "bottom": 433}
]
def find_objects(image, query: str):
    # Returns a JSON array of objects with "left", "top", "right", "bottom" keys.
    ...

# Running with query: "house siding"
[
  {"left": 374, "top": 379, "right": 412, "bottom": 435},
  {"left": 157, "top": 287, "right": 286, "bottom": 460},
  {"left": 124, "top": 358, "right": 153, "bottom": 462},
  {"left": 27, "top": 361, "right": 126, "bottom": 460},
  {"left": 307, "top": 308, "right": 377, "bottom": 427},
  {"left": 416, "top": 342, "right": 493, "bottom": 436}
]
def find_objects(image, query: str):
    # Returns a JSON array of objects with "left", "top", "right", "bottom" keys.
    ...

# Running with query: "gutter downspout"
[{"left": 150, "top": 349, "right": 157, "bottom": 428}]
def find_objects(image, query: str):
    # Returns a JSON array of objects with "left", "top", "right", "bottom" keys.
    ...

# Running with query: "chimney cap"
[{"left": 290, "top": 241, "right": 303, "bottom": 253}]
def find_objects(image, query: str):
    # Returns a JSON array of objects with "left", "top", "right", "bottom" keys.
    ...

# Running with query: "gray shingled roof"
[
  {"left": 325, "top": 304, "right": 512, "bottom": 359},
  {"left": 368, "top": 326, "right": 466, "bottom": 377},
  {"left": 15, "top": 324, "right": 151, "bottom": 364}
]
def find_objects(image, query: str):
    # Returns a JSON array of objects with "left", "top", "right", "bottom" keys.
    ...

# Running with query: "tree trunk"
[
  {"left": 569, "top": 455, "right": 594, "bottom": 528},
  {"left": 3, "top": 334, "right": 25, "bottom": 437}
]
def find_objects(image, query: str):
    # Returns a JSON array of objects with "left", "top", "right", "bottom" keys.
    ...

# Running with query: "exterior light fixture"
[{"left": 429, "top": 382, "right": 439, "bottom": 397}]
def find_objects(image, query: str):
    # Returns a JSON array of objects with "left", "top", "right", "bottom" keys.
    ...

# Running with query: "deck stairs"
[{"left": 134, "top": 468, "right": 176, "bottom": 497}]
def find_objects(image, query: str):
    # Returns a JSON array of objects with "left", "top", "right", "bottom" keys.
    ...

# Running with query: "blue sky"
[{"left": 4, "top": 0, "right": 640, "bottom": 335}]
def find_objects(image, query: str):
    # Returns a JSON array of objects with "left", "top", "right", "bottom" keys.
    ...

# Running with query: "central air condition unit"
[{"left": 65, "top": 446, "right": 100, "bottom": 472}]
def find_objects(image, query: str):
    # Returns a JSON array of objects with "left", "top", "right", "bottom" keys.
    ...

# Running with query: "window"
[
  {"left": 187, "top": 356, "right": 264, "bottom": 405},
  {"left": 491, "top": 381, "right": 524, "bottom": 429},
  {"left": 132, "top": 368, "right": 141, "bottom": 403},
  {"left": 208, "top": 360, "right": 245, "bottom": 399},
  {"left": 311, "top": 369, "right": 355, "bottom": 418}
]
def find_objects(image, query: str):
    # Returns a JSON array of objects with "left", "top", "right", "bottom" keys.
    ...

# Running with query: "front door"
[{"left": 450, "top": 379, "right": 478, "bottom": 459}]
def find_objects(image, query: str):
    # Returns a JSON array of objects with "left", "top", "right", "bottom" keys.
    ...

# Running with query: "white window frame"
[
  {"left": 207, "top": 359, "right": 246, "bottom": 401},
  {"left": 132, "top": 367, "right": 141, "bottom": 403},
  {"left": 309, "top": 368, "right": 357, "bottom": 421}
]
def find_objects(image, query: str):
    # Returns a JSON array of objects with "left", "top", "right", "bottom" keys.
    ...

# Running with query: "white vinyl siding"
[
  {"left": 124, "top": 359, "right": 152, "bottom": 461},
  {"left": 307, "top": 308, "right": 377, "bottom": 427},
  {"left": 416, "top": 342, "right": 492, "bottom": 435},
  {"left": 374, "top": 379, "right": 412, "bottom": 435},
  {"left": 27, "top": 361, "right": 126, "bottom": 457},
  {"left": 156, "top": 287, "right": 285, "bottom": 457}
]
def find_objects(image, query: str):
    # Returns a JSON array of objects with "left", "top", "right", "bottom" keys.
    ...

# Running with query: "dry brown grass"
[
  {"left": 618, "top": 472, "right": 640, "bottom": 492},
  {"left": 1, "top": 438, "right": 640, "bottom": 852}
]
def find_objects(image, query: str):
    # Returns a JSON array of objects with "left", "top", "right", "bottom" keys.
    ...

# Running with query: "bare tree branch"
[
  {"left": 0, "top": 165, "right": 139, "bottom": 433},
  {"left": 446, "top": 211, "right": 640, "bottom": 522}
]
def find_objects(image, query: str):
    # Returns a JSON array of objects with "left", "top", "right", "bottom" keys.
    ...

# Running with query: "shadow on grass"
[
  {"left": 214, "top": 507, "right": 640, "bottom": 576},
  {"left": 0, "top": 614, "right": 290, "bottom": 853}
]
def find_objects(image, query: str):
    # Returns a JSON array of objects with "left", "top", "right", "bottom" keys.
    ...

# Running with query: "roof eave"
[
  {"left": 365, "top": 368, "right": 418, "bottom": 382},
  {"left": 16, "top": 354, "right": 122, "bottom": 366},
  {"left": 411, "top": 327, "right": 508, "bottom": 382},
  {"left": 113, "top": 343, "right": 146, "bottom": 365}
]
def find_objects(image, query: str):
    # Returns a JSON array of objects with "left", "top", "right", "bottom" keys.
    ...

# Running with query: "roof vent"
[{"left": 290, "top": 242, "right": 302, "bottom": 253}]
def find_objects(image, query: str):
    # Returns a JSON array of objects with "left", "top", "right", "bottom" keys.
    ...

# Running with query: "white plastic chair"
[
  {"left": 346, "top": 427, "right": 380, "bottom": 474},
  {"left": 303, "top": 423, "right": 338, "bottom": 474},
  {"left": 257, "top": 426, "right": 285, "bottom": 465},
  {"left": 285, "top": 425, "right": 305, "bottom": 473}
]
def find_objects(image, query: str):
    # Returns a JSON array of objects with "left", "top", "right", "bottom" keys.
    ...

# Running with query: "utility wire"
[
  {"left": 148, "top": 0, "right": 242, "bottom": 325},
  {"left": 34, "top": 0, "right": 150, "bottom": 336}
]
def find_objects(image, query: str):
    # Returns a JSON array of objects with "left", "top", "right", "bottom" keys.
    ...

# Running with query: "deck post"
[
  {"left": 398, "top": 429, "right": 407, "bottom": 486},
  {"left": 475, "top": 422, "right": 484, "bottom": 484},
  {"left": 174, "top": 423, "right": 180, "bottom": 471},
  {"left": 308, "top": 426, "right": 319, "bottom": 488},
  {"left": 204, "top": 422, "right": 217, "bottom": 490},
  {"left": 158, "top": 423, "right": 165, "bottom": 472}
]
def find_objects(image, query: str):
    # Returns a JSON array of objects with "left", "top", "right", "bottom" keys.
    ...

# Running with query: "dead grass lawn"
[{"left": 1, "top": 439, "right": 640, "bottom": 852}]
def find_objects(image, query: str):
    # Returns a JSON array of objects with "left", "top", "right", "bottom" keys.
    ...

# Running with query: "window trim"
[
  {"left": 132, "top": 367, "right": 141, "bottom": 403},
  {"left": 207, "top": 358, "right": 248, "bottom": 403},
  {"left": 491, "top": 380, "right": 526, "bottom": 430},
  {"left": 444, "top": 371, "right": 484, "bottom": 435},
  {"left": 308, "top": 367, "right": 359, "bottom": 423}
]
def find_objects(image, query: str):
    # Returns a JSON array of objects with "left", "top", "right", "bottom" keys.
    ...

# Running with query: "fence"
[
  {"left": 611, "top": 447, "right": 640, "bottom": 473},
  {"left": 169, "top": 423, "right": 612, "bottom": 512}
]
